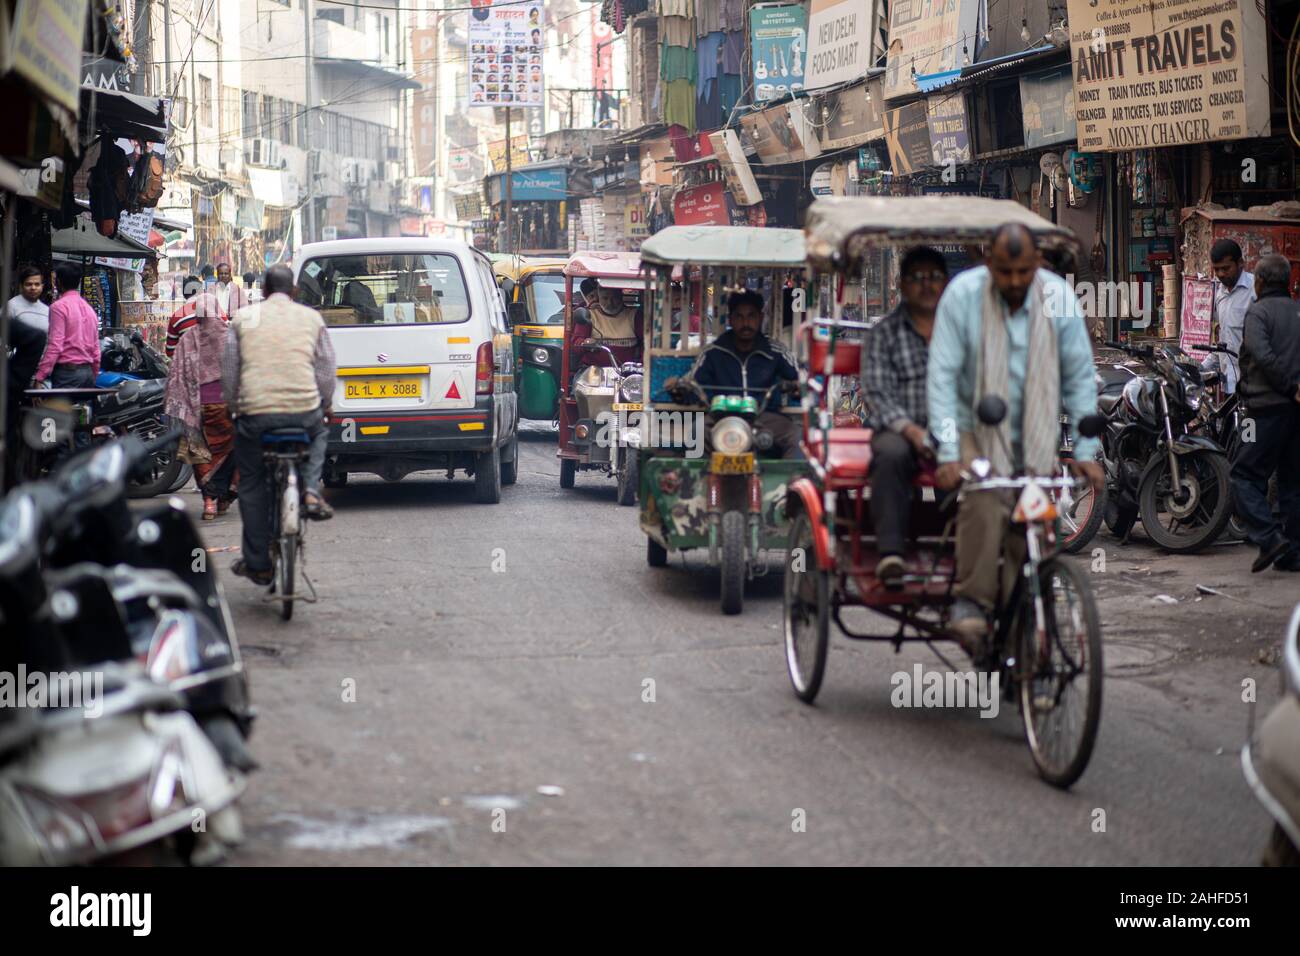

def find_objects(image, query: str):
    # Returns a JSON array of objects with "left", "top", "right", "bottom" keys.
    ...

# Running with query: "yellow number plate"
[
  {"left": 343, "top": 376, "right": 424, "bottom": 400},
  {"left": 612, "top": 403, "right": 643, "bottom": 412},
  {"left": 711, "top": 452, "right": 754, "bottom": 474}
]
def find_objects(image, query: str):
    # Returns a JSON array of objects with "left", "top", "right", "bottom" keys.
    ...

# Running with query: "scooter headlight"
[
  {"left": 620, "top": 374, "right": 644, "bottom": 404},
  {"left": 1184, "top": 383, "right": 1202, "bottom": 412},
  {"left": 15, "top": 785, "right": 95, "bottom": 855},
  {"left": 711, "top": 416, "right": 753, "bottom": 455}
]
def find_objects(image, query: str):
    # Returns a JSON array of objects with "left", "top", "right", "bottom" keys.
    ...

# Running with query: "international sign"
[
  {"left": 884, "top": 0, "right": 979, "bottom": 101},
  {"left": 1065, "top": 0, "right": 1271, "bottom": 151},
  {"left": 469, "top": 1, "right": 545, "bottom": 109}
]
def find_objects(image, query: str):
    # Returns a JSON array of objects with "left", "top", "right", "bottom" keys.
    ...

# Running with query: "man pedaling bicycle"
[{"left": 224, "top": 264, "right": 336, "bottom": 586}]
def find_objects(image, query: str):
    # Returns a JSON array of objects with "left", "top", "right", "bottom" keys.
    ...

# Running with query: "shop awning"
[
  {"left": 78, "top": 86, "right": 168, "bottom": 143},
  {"left": 51, "top": 217, "right": 157, "bottom": 259}
]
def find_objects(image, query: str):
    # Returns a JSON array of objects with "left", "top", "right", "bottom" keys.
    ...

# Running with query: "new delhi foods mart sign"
[{"left": 1066, "top": 0, "right": 1270, "bottom": 151}]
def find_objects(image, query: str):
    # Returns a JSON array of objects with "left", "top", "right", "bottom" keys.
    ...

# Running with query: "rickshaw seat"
[
  {"left": 805, "top": 428, "right": 874, "bottom": 489},
  {"left": 806, "top": 331, "right": 862, "bottom": 376}
]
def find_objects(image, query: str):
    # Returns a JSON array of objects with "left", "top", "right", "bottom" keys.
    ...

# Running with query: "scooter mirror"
[
  {"left": 976, "top": 395, "right": 1007, "bottom": 426},
  {"left": 1077, "top": 414, "right": 1106, "bottom": 438}
]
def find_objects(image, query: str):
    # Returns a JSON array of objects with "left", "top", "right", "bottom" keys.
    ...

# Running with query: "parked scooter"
[
  {"left": 98, "top": 329, "right": 181, "bottom": 498},
  {"left": 8, "top": 432, "right": 255, "bottom": 771},
  {"left": 1099, "top": 341, "right": 1233, "bottom": 552},
  {"left": 1241, "top": 603, "right": 1300, "bottom": 866}
]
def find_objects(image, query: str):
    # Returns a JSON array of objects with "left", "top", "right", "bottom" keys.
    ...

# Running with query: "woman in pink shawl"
[{"left": 164, "top": 292, "right": 238, "bottom": 519}]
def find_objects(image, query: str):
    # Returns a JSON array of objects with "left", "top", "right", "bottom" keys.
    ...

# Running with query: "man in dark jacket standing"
[{"left": 1232, "top": 254, "right": 1300, "bottom": 572}]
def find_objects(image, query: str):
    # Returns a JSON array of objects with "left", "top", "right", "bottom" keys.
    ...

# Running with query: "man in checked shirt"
[{"left": 861, "top": 247, "right": 950, "bottom": 586}]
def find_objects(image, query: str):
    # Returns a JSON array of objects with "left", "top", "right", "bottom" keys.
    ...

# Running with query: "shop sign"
[
  {"left": 738, "top": 101, "right": 822, "bottom": 166},
  {"left": 926, "top": 92, "right": 970, "bottom": 165},
  {"left": 707, "top": 128, "right": 763, "bottom": 206},
  {"left": 1179, "top": 277, "right": 1215, "bottom": 353},
  {"left": 95, "top": 209, "right": 154, "bottom": 274},
  {"left": 487, "top": 134, "right": 531, "bottom": 173},
  {"left": 1065, "top": 0, "right": 1271, "bottom": 151},
  {"left": 468, "top": 2, "right": 544, "bottom": 108},
  {"left": 412, "top": 28, "right": 438, "bottom": 177},
  {"left": 805, "top": 0, "right": 872, "bottom": 92},
  {"left": 818, "top": 75, "right": 885, "bottom": 150},
  {"left": 1020, "top": 65, "right": 1077, "bottom": 149},
  {"left": 810, "top": 163, "right": 834, "bottom": 196},
  {"left": 883, "top": 0, "right": 980, "bottom": 101},
  {"left": 11, "top": 0, "right": 87, "bottom": 113},
  {"left": 882, "top": 100, "right": 931, "bottom": 175},
  {"left": 751, "top": 3, "right": 808, "bottom": 102},
  {"left": 672, "top": 183, "right": 731, "bottom": 226},
  {"left": 487, "top": 166, "right": 567, "bottom": 204}
]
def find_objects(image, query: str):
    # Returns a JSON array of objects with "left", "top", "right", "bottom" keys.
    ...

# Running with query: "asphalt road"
[{"left": 191, "top": 423, "right": 1295, "bottom": 865}]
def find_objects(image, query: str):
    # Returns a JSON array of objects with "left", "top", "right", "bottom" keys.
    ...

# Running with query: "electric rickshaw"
[
  {"left": 557, "top": 251, "right": 645, "bottom": 501},
  {"left": 493, "top": 255, "right": 569, "bottom": 423},
  {"left": 783, "top": 197, "right": 1105, "bottom": 788},
  {"left": 637, "top": 226, "right": 808, "bottom": 615}
]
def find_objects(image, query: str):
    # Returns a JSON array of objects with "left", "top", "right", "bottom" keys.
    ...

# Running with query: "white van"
[{"left": 293, "top": 238, "right": 519, "bottom": 503}]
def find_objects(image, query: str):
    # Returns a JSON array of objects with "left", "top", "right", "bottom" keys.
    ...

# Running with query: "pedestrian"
[
  {"left": 200, "top": 263, "right": 215, "bottom": 289},
  {"left": 4, "top": 295, "right": 47, "bottom": 486},
  {"left": 165, "top": 274, "right": 204, "bottom": 358},
  {"left": 212, "top": 262, "right": 250, "bottom": 316},
  {"left": 224, "top": 265, "right": 335, "bottom": 586},
  {"left": 928, "top": 223, "right": 1103, "bottom": 652},
  {"left": 164, "top": 291, "right": 239, "bottom": 520},
  {"left": 34, "top": 262, "right": 100, "bottom": 390},
  {"left": 1199, "top": 239, "right": 1255, "bottom": 395},
  {"left": 1231, "top": 253, "right": 1300, "bottom": 572},
  {"left": 242, "top": 270, "right": 261, "bottom": 303},
  {"left": 6, "top": 266, "right": 49, "bottom": 334}
]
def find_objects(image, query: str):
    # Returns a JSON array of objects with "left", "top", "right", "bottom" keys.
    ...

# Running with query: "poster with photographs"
[{"left": 468, "top": 1, "right": 544, "bottom": 109}]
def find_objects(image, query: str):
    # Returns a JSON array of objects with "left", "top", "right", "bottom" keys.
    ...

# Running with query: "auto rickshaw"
[
  {"left": 637, "top": 226, "right": 808, "bottom": 615},
  {"left": 784, "top": 196, "right": 1105, "bottom": 788},
  {"left": 493, "top": 255, "right": 569, "bottom": 422},
  {"left": 557, "top": 252, "right": 646, "bottom": 502}
]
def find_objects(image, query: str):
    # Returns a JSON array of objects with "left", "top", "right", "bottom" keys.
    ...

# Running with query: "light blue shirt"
[
  {"left": 927, "top": 266, "right": 1100, "bottom": 465},
  {"left": 1200, "top": 270, "right": 1253, "bottom": 394}
]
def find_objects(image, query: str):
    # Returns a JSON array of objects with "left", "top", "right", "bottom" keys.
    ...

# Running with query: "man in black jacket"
[
  {"left": 667, "top": 290, "right": 801, "bottom": 459},
  {"left": 1232, "top": 253, "right": 1300, "bottom": 572}
]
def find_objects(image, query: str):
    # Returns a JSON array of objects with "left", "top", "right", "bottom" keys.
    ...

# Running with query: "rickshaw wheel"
[
  {"left": 1019, "top": 559, "right": 1103, "bottom": 788},
  {"left": 616, "top": 448, "right": 637, "bottom": 506},
  {"left": 720, "top": 511, "right": 746, "bottom": 615},
  {"left": 783, "top": 512, "right": 829, "bottom": 703},
  {"left": 646, "top": 536, "right": 668, "bottom": 567},
  {"left": 560, "top": 458, "right": 576, "bottom": 489}
]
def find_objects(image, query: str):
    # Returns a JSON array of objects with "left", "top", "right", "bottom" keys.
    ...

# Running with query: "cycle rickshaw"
[{"left": 783, "top": 196, "right": 1106, "bottom": 787}]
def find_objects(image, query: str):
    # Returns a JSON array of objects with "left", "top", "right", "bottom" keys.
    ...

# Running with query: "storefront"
[{"left": 484, "top": 161, "right": 570, "bottom": 254}]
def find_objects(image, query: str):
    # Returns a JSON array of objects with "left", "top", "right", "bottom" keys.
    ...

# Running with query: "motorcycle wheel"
[
  {"left": 783, "top": 512, "right": 829, "bottom": 703},
  {"left": 128, "top": 446, "right": 184, "bottom": 499},
  {"left": 1138, "top": 451, "right": 1233, "bottom": 553},
  {"left": 616, "top": 448, "right": 637, "bottom": 506},
  {"left": 559, "top": 457, "right": 576, "bottom": 489},
  {"left": 719, "top": 510, "right": 746, "bottom": 615},
  {"left": 1059, "top": 478, "right": 1107, "bottom": 554},
  {"left": 168, "top": 462, "right": 193, "bottom": 493}
]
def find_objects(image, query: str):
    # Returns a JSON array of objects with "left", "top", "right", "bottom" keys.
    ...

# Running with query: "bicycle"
[{"left": 261, "top": 428, "right": 318, "bottom": 620}]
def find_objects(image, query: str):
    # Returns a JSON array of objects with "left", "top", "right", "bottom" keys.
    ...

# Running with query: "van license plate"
[
  {"left": 711, "top": 452, "right": 754, "bottom": 474},
  {"left": 343, "top": 377, "right": 423, "bottom": 399}
]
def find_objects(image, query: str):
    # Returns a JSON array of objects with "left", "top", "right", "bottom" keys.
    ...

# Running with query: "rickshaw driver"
[
  {"left": 666, "top": 290, "right": 802, "bottom": 459},
  {"left": 861, "top": 247, "right": 949, "bottom": 585},
  {"left": 928, "top": 223, "right": 1104, "bottom": 650}
]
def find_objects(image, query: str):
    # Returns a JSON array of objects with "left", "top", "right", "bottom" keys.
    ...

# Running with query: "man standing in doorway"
[
  {"left": 1199, "top": 238, "right": 1255, "bottom": 395},
  {"left": 6, "top": 266, "right": 49, "bottom": 334}
]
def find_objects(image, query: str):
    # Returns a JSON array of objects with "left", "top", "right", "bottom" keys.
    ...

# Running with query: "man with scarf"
[
  {"left": 164, "top": 292, "right": 238, "bottom": 519},
  {"left": 927, "top": 223, "right": 1103, "bottom": 651}
]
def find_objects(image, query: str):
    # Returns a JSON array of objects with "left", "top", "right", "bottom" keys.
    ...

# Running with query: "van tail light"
[{"left": 475, "top": 342, "right": 494, "bottom": 395}]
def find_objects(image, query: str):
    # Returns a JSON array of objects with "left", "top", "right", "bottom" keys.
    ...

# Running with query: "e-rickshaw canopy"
[
  {"left": 639, "top": 226, "right": 806, "bottom": 269},
  {"left": 804, "top": 196, "right": 1075, "bottom": 271},
  {"left": 564, "top": 251, "right": 644, "bottom": 289}
]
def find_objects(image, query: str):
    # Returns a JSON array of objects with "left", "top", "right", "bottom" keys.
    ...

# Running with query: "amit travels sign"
[{"left": 1066, "top": 0, "right": 1270, "bottom": 151}]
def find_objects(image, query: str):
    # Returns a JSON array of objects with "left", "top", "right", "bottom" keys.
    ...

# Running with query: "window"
[
  {"left": 526, "top": 275, "right": 566, "bottom": 324},
  {"left": 260, "top": 94, "right": 274, "bottom": 140},
  {"left": 199, "top": 75, "right": 213, "bottom": 128},
  {"left": 297, "top": 254, "right": 472, "bottom": 327},
  {"left": 222, "top": 86, "right": 241, "bottom": 139},
  {"left": 242, "top": 90, "right": 258, "bottom": 137}
]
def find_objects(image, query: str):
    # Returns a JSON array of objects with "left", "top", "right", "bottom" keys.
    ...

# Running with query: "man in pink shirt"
[{"left": 34, "top": 263, "right": 101, "bottom": 389}]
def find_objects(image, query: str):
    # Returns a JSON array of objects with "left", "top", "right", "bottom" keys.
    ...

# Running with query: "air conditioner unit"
[
  {"left": 343, "top": 161, "right": 367, "bottom": 184},
  {"left": 245, "top": 138, "right": 281, "bottom": 168}
]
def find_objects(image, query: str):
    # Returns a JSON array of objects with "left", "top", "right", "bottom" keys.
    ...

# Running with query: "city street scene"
[{"left": 1, "top": 0, "right": 1299, "bottom": 897}]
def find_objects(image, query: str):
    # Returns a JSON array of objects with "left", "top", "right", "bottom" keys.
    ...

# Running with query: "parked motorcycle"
[
  {"left": 98, "top": 329, "right": 181, "bottom": 498},
  {"left": 1241, "top": 603, "right": 1300, "bottom": 866},
  {"left": 7, "top": 432, "right": 255, "bottom": 771},
  {"left": 1099, "top": 342, "right": 1233, "bottom": 552}
]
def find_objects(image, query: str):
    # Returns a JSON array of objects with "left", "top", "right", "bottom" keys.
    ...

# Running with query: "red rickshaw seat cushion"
[{"left": 805, "top": 427, "right": 874, "bottom": 488}]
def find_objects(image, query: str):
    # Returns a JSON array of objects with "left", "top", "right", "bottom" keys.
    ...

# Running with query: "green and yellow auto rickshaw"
[
  {"left": 637, "top": 226, "right": 809, "bottom": 615},
  {"left": 493, "top": 255, "right": 570, "bottom": 423}
]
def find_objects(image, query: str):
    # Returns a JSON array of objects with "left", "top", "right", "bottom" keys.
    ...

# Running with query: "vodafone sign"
[{"left": 672, "top": 184, "right": 731, "bottom": 226}]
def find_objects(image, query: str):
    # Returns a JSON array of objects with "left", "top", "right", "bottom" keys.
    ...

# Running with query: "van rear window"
[{"left": 298, "top": 254, "right": 471, "bottom": 326}]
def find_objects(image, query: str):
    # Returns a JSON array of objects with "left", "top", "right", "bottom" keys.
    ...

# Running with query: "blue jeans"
[{"left": 233, "top": 408, "right": 327, "bottom": 572}]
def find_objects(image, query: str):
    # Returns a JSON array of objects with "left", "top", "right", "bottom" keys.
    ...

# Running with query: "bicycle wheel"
[
  {"left": 1019, "top": 559, "right": 1103, "bottom": 788},
  {"left": 278, "top": 532, "right": 296, "bottom": 621},
  {"left": 783, "top": 512, "right": 829, "bottom": 703}
]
